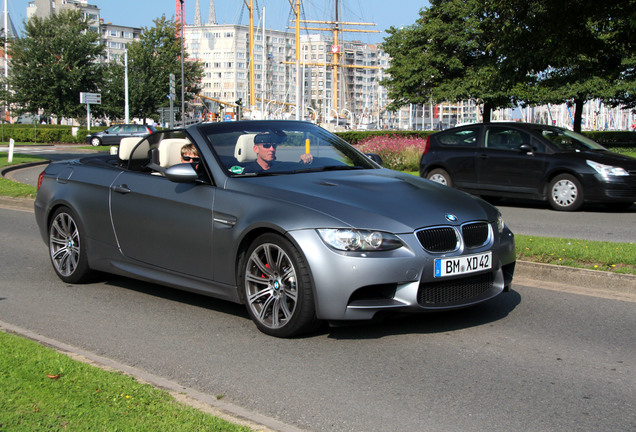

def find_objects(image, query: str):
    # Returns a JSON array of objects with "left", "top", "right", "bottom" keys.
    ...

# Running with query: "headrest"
[
  {"left": 234, "top": 134, "right": 258, "bottom": 162},
  {"left": 119, "top": 137, "right": 143, "bottom": 160},
  {"left": 158, "top": 138, "right": 191, "bottom": 168}
]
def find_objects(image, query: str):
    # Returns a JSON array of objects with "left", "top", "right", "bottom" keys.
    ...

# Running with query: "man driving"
[{"left": 246, "top": 132, "right": 313, "bottom": 172}]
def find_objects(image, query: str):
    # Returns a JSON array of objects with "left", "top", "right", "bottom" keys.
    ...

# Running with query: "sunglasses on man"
[
  {"left": 182, "top": 155, "right": 200, "bottom": 162},
  {"left": 259, "top": 143, "right": 277, "bottom": 149}
]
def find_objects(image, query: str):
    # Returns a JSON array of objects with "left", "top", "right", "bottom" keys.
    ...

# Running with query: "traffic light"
[{"left": 235, "top": 98, "right": 243, "bottom": 120}]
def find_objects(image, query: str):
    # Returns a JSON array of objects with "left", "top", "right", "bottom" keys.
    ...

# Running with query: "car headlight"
[
  {"left": 497, "top": 213, "right": 505, "bottom": 234},
  {"left": 317, "top": 229, "right": 403, "bottom": 251},
  {"left": 587, "top": 160, "right": 629, "bottom": 179}
]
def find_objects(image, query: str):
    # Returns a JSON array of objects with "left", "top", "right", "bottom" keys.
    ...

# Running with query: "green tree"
[
  {"left": 99, "top": 62, "right": 125, "bottom": 120},
  {"left": 6, "top": 10, "right": 104, "bottom": 121},
  {"left": 382, "top": 0, "right": 517, "bottom": 123},
  {"left": 382, "top": 0, "right": 634, "bottom": 132},
  {"left": 101, "top": 16, "right": 203, "bottom": 123},
  {"left": 489, "top": 0, "right": 635, "bottom": 132}
]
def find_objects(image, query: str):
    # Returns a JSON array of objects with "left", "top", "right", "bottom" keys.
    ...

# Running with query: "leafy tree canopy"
[
  {"left": 101, "top": 16, "right": 203, "bottom": 123},
  {"left": 6, "top": 10, "right": 105, "bottom": 121},
  {"left": 382, "top": 0, "right": 635, "bottom": 131}
]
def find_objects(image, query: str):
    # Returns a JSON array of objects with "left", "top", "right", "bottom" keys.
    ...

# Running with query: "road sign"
[{"left": 80, "top": 92, "right": 101, "bottom": 104}]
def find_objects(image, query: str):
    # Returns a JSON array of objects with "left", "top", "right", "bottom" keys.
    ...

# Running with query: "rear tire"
[
  {"left": 426, "top": 168, "right": 453, "bottom": 187},
  {"left": 241, "top": 233, "right": 318, "bottom": 338},
  {"left": 548, "top": 174, "right": 583, "bottom": 211},
  {"left": 48, "top": 207, "right": 93, "bottom": 283}
]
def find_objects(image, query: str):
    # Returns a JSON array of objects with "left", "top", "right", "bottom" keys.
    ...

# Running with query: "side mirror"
[
  {"left": 164, "top": 163, "right": 198, "bottom": 183},
  {"left": 366, "top": 153, "right": 383, "bottom": 166},
  {"left": 519, "top": 144, "right": 533, "bottom": 154}
]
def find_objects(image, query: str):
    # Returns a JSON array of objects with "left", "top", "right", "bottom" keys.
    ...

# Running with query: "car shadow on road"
[
  {"left": 322, "top": 290, "right": 522, "bottom": 340},
  {"left": 100, "top": 274, "right": 521, "bottom": 339},
  {"left": 102, "top": 275, "right": 250, "bottom": 319}
]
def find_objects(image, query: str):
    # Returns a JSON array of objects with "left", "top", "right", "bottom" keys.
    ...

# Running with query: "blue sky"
[{"left": 7, "top": 0, "right": 428, "bottom": 44}]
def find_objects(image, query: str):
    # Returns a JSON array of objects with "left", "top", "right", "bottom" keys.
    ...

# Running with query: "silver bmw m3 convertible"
[{"left": 35, "top": 121, "right": 516, "bottom": 337}]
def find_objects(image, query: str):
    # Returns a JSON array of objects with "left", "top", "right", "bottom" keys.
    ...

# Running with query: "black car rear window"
[{"left": 437, "top": 127, "right": 480, "bottom": 148}]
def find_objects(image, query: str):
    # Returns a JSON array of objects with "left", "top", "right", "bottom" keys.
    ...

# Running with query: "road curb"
[
  {"left": 1, "top": 160, "right": 50, "bottom": 176},
  {"left": 0, "top": 195, "right": 35, "bottom": 211},
  {"left": 0, "top": 321, "right": 305, "bottom": 432},
  {"left": 514, "top": 260, "right": 636, "bottom": 294}
]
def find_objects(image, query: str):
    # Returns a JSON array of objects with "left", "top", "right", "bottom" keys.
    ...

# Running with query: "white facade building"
[
  {"left": 100, "top": 21, "right": 141, "bottom": 63},
  {"left": 184, "top": 23, "right": 297, "bottom": 118}
]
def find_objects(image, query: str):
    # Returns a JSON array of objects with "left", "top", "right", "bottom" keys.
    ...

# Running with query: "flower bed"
[{"left": 355, "top": 135, "right": 428, "bottom": 171}]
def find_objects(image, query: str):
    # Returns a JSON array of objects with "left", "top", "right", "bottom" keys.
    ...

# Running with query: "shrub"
[
  {"left": 0, "top": 124, "right": 89, "bottom": 144},
  {"left": 355, "top": 135, "right": 428, "bottom": 171}
]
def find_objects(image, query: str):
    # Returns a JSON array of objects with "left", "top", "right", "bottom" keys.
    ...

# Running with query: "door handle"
[{"left": 112, "top": 184, "right": 131, "bottom": 194}]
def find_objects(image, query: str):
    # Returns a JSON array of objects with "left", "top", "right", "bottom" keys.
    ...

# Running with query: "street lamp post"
[
  {"left": 179, "top": 0, "right": 185, "bottom": 127},
  {"left": 124, "top": 50, "right": 129, "bottom": 124}
]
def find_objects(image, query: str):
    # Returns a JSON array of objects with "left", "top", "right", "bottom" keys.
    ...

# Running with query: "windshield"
[
  {"left": 539, "top": 127, "right": 607, "bottom": 152},
  {"left": 197, "top": 121, "right": 378, "bottom": 176}
]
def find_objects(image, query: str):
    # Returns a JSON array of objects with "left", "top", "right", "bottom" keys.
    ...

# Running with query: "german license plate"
[{"left": 434, "top": 251, "right": 492, "bottom": 278}]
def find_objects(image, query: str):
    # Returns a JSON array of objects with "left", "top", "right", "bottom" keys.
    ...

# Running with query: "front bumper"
[
  {"left": 581, "top": 173, "right": 636, "bottom": 203},
  {"left": 289, "top": 226, "right": 516, "bottom": 321}
]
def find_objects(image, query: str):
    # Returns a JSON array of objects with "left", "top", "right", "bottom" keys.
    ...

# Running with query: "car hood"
[
  {"left": 586, "top": 150, "right": 636, "bottom": 168},
  {"left": 560, "top": 149, "right": 636, "bottom": 168},
  {"left": 228, "top": 169, "right": 499, "bottom": 233}
]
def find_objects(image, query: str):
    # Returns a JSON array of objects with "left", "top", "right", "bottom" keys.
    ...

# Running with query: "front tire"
[
  {"left": 48, "top": 207, "right": 93, "bottom": 283},
  {"left": 90, "top": 137, "right": 101, "bottom": 146},
  {"left": 241, "top": 233, "right": 318, "bottom": 337},
  {"left": 548, "top": 174, "right": 583, "bottom": 211},
  {"left": 426, "top": 168, "right": 453, "bottom": 187}
]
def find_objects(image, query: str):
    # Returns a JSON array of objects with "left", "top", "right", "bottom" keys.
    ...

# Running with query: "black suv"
[
  {"left": 419, "top": 122, "right": 636, "bottom": 211},
  {"left": 85, "top": 124, "right": 156, "bottom": 147}
]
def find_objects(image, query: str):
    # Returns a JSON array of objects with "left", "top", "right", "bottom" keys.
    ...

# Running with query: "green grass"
[
  {"left": 516, "top": 235, "right": 636, "bottom": 275},
  {"left": 0, "top": 330, "right": 252, "bottom": 431},
  {"left": 0, "top": 154, "right": 46, "bottom": 198},
  {"left": 609, "top": 149, "right": 636, "bottom": 158}
]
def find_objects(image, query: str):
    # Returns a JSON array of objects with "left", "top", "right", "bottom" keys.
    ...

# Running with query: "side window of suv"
[{"left": 437, "top": 127, "right": 480, "bottom": 148}]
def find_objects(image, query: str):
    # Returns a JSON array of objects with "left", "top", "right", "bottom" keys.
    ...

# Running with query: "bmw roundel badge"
[{"left": 445, "top": 214, "right": 458, "bottom": 222}]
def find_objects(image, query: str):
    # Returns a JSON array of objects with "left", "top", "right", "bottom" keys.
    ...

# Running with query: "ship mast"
[{"left": 288, "top": 0, "right": 379, "bottom": 119}]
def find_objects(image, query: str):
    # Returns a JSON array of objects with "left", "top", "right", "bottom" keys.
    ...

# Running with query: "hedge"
[
  {"left": 0, "top": 124, "right": 97, "bottom": 144},
  {"left": 0, "top": 123, "right": 634, "bottom": 150}
]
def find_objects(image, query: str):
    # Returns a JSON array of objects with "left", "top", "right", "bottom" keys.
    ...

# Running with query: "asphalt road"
[{"left": 1, "top": 206, "right": 635, "bottom": 432}]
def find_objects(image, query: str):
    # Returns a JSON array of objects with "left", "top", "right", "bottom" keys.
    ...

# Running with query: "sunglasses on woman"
[{"left": 182, "top": 155, "right": 200, "bottom": 162}]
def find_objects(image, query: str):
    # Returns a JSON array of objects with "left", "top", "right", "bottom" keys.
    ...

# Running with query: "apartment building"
[
  {"left": 27, "top": 0, "right": 100, "bottom": 32},
  {"left": 100, "top": 21, "right": 141, "bottom": 63},
  {"left": 298, "top": 34, "right": 390, "bottom": 125},
  {"left": 27, "top": 0, "right": 139, "bottom": 62},
  {"left": 184, "top": 22, "right": 298, "bottom": 116}
]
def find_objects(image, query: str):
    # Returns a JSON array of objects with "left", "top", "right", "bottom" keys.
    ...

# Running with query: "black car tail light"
[{"left": 422, "top": 135, "right": 431, "bottom": 154}]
